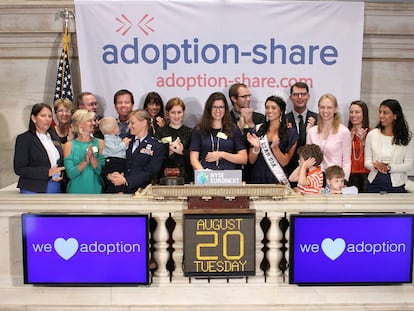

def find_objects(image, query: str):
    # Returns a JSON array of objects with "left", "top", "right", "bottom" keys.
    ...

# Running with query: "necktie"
[
  {"left": 237, "top": 116, "right": 247, "bottom": 130},
  {"left": 298, "top": 114, "right": 306, "bottom": 146},
  {"left": 132, "top": 139, "right": 140, "bottom": 153}
]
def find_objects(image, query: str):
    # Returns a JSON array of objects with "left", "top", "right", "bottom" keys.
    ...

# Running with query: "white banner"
[{"left": 75, "top": 0, "right": 364, "bottom": 127}]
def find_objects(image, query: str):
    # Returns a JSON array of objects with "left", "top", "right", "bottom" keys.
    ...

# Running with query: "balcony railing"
[{"left": 1, "top": 185, "right": 414, "bottom": 309}]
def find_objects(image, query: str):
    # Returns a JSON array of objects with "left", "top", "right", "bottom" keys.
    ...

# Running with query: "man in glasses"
[
  {"left": 77, "top": 92, "right": 99, "bottom": 113},
  {"left": 77, "top": 91, "right": 103, "bottom": 138},
  {"left": 228, "top": 83, "right": 265, "bottom": 182},
  {"left": 285, "top": 81, "right": 318, "bottom": 177},
  {"left": 228, "top": 83, "right": 265, "bottom": 134}
]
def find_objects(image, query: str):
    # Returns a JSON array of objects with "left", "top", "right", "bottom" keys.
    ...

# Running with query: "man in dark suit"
[
  {"left": 228, "top": 83, "right": 265, "bottom": 182},
  {"left": 285, "top": 82, "right": 318, "bottom": 177}
]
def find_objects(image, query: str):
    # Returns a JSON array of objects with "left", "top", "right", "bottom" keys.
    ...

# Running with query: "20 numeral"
[{"left": 196, "top": 231, "right": 244, "bottom": 260}]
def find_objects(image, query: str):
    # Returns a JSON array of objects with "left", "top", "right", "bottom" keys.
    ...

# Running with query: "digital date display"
[{"left": 183, "top": 210, "right": 256, "bottom": 277}]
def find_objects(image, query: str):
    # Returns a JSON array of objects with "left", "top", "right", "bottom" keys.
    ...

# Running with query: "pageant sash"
[{"left": 259, "top": 135, "right": 290, "bottom": 186}]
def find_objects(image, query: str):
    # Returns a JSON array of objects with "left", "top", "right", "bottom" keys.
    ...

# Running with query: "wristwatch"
[{"left": 387, "top": 164, "right": 391, "bottom": 172}]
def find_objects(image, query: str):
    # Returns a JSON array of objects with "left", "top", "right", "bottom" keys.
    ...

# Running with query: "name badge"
[
  {"left": 140, "top": 148, "right": 154, "bottom": 156},
  {"left": 161, "top": 136, "right": 172, "bottom": 144},
  {"left": 217, "top": 132, "right": 228, "bottom": 140},
  {"left": 140, "top": 144, "right": 154, "bottom": 156},
  {"left": 86, "top": 146, "right": 99, "bottom": 153}
]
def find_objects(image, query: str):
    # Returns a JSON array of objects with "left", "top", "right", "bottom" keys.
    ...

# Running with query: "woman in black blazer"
[{"left": 14, "top": 103, "right": 65, "bottom": 193}]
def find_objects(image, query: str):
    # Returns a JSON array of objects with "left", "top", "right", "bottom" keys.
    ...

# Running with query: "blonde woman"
[
  {"left": 307, "top": 94, "right": 352, "bottom": 180},
  {"left": 107, "top": 109, "right": 165, "bottom": 193},
  {"left": 63, "top": 109, "right": 105, "bottom": 193}
]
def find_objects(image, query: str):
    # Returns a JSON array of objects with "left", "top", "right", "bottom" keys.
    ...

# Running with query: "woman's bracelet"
[{"left": 252, "top": 147, "right": 260, "bottom": 154}]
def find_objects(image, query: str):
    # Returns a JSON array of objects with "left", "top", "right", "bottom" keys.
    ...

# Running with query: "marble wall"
[{"left": 0, "top": 1, "right": 413, "bottom": 188}]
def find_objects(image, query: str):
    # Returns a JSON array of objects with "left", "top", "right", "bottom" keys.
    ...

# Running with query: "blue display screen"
[
  {"left": 22, "top": 214, "right": 149, "bottom": 285},
  {"left": 289, "top": 214, "right": 414, "bottom": 285}
]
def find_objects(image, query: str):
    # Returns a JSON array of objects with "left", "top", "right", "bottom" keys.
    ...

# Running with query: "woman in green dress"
[{"left": 63, "top": 109, "right": 105, "bottom": 193}]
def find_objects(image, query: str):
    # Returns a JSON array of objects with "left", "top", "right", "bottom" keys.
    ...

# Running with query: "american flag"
[{"left": 54, "top": 33, "right": 73, "bottom": 101}]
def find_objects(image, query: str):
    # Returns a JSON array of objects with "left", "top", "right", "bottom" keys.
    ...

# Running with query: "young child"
[
  {"left": 289, "top": 144, "right": 324, "bottom": 194},
  {"left": 99, "top": 116, "right": 131, "bottom": 193},
  {"left": 322, "top": 165, "right": 358, "bottom": 194}
]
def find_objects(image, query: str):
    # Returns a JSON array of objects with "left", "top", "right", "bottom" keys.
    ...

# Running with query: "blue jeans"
[
  {"left": 367, "top": 172, "right": 406, "bottom": 193},
  {"left": 20, "top": 181, "right": 61, "bottom": 194}
]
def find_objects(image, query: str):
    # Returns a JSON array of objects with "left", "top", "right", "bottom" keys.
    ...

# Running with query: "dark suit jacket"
[
  {"left": 285, "top": 110, "right": 318, "bottom": 142},
  {"left": 124, "top": 135, "right": 165, "bottom": 193},
  {"left": 230, "top": 109, "right": 265, "bottom": 181},
  {"left": 14, "top": 131, "right": 64, "bottom": 193},
  {"left": 230, "top": 109, "right": 266, "bottom": 125},
  {"left": 230, "top": 110, "right": 266, "bottom": 134},
  {"left": 285, "top": 110, "right": 318, "bottom": 175}
]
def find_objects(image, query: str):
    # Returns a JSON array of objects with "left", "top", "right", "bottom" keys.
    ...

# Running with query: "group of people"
[{"left": 13, "top": 82, "right": 413, "bottom": 195}]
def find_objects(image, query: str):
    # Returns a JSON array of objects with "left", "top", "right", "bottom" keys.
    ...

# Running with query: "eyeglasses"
[
  {"left": 56, "top": 109, "right": 71, "bottom": 114},
  {"left": 212, "top": 106, "right": 225, "bottom": 110},
  {"left": 85, "top": 101, "right": 98, "bottom": 107},
  {"left": 291, "top": 92, "right": 308, "bottom": 98},
  {"left": 237, "top": 94, "right": 251, "bottom": 99}
]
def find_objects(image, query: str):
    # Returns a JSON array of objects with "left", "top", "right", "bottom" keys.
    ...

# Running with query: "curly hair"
[{"left": 297, "top": 144, "right": 323, "bottom": 166}]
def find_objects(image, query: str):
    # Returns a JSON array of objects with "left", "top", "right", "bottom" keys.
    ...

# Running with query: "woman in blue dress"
[{"left": 190, "top": 92, "right": 247, "bottom": 171}]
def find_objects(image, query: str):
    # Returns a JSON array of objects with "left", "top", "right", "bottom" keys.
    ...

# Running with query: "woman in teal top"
[{"left": 63, "top": 109, "right": 105, "bottom": 193}]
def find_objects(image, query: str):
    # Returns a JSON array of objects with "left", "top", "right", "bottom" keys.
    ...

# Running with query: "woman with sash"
[
  {"left": 190, "top": 92, "right": 247, "bottom": 170},
  {"left": 246, "top": 95, "right": 298, "bottom": 184}
]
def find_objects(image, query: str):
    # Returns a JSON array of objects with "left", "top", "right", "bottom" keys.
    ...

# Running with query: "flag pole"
[
  {"left": 54, "top": 8, "right": 75, "bottom": 102},
  {"left": 58, "top": 8, "right": 74, "bottom": 57}
]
